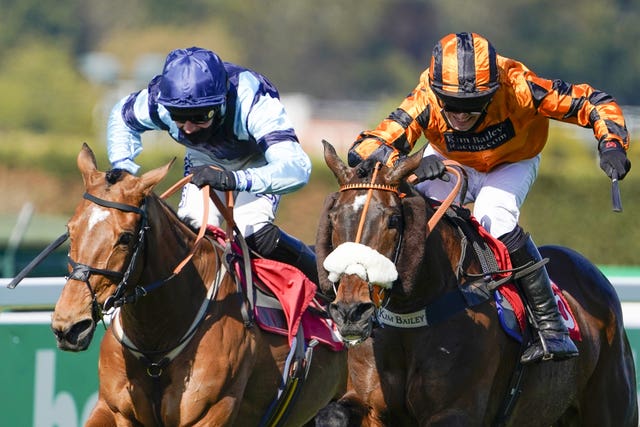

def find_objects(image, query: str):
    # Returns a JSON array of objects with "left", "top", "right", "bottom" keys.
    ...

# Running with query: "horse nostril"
[
  {"left": 329, "top": 301, "right": 376, "bottom": 324},
  {"left": 51, "top": 327, "right": 65, "bottom": 340},
  {"left": 70, "top": 319, "right": 94, "bottom": 337},
  {"left": 351, "top": 303, "right": 375, "bottom": 322},
  {"left": 57, "top": 318, "right": 95, "bottom": 345},
  {"left": 328, "top": 303, "right": 345, "bottom": 323}
]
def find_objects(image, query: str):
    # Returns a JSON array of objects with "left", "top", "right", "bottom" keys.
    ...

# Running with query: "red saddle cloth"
[
  {"left": 207, "top": 226, "right": 344, "bottom": 351},
  {"left": 251, "top": 258, "right": 344, "bottom": 351},
  {"left": 470, "top": 216, "right": 581, "bottom": 341}
]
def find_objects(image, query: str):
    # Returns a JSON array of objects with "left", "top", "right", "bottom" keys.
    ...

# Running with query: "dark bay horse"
[
  {"left": 50, "top": 144, "right": 347, "bottom": 426},
  {"left": 314, "top": 140, "right": 637, "bottom": 426}
]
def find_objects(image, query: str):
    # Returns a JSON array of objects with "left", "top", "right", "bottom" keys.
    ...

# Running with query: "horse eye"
[
  {"left": 117, "top": 232, "right": 134, "bottom": 246},
  {"left": 388, "top": 215, "right": 403, "bottom": 230}
]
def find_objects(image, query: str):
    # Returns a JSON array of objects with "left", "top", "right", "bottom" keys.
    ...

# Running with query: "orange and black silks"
[{"left": 349, "top": 57, "right": 629, "bottom": 172}]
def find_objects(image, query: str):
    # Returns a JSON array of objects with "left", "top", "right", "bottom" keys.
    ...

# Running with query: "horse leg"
[
  {"left": 312, "top": 347, "right": 382, "bottom": 427},
  {"left": 313, "top": 391, "right": 371, "bottom": 427},
  {"left": 292, "top": 346, "right": 350, "bottom": 426},
  {"left": 575, "top": 335, "right": 639, "bottom": 426}
]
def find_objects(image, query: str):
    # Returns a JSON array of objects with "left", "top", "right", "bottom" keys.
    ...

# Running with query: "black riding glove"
[
  {"left": 190, "top": 166, "right": 237, "bottom": 191},
  {"left": 414, "top": 155, "right": 449, "bottom": 182},
  {"left": 599, "top": 140, "right": 631, "bottom": 180}
]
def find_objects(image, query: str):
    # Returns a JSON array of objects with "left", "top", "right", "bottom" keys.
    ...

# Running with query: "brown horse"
[
  {"left": 314, "top": 140, "right": 637, "bottom": 426},
  {"left": 50, "top": 144, "right": 347, "bottom": 426}
]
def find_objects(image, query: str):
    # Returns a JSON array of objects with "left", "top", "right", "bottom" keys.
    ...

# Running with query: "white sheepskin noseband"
[{"left": 323, "top": 242, "right": 398, "bottom": 289}]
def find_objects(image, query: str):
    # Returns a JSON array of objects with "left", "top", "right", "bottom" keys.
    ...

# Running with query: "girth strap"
[{"left": 260, "top": 328, "right": 317, "bottom": 427}]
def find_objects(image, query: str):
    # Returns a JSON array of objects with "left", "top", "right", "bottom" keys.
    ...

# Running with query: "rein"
[
  {"left": 166, "top": 174, "right": 255, "bottom": 325},
  {"left": 424, "top": 160, "right": 464, "bottom": 234}
]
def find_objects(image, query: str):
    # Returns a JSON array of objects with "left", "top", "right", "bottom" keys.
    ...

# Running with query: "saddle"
[
  {"left": 206, "top": 225, "right": 343, "bottom": 351},
  {"left": 438, "top": 202, "right": 581, "bottom": 343}
]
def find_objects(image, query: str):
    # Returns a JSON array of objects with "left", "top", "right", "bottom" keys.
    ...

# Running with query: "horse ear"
[
  {"left": 322, "top": 139, "right": 350, "bottom": 185},
  {"left": 386, "top": 144, "right": 427, "bottom": 184},
  {"left": 139, "top": 157, "right": 176, "bottom": 195},
  {"left": 77, "top": 143, "right": 99, "bottom": 187}
]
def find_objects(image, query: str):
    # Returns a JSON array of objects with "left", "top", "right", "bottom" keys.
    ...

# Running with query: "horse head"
[
  {"left": 51, "top": 144, "right": 174, "bottom": 351},
  {"left": 317, "top": 140, "right": 426, "bottom": 345}
]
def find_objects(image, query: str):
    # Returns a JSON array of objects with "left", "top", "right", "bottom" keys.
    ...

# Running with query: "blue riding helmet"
[{"left": 158, "top": 47, "right": 228, "bottom": 109}]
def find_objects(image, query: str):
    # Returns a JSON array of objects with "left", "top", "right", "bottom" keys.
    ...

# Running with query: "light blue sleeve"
[
  {"left": 106, "top": 90, "right": 177, "bottom": 175},
  {"left": 106, "top": 97, "right": 143, "bottom": 174},
  {"left": 235, "top": 140, "right": 312, "bottom": 194},
  {"left": 231, "top": 72, "right": 311, "bottom": 194}
]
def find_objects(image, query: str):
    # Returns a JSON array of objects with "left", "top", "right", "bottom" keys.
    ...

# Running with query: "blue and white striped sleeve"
[
  {"left": 233, "top": 72, "right": 311, "bottom": 194},
  {"left": 106, "top": 89, "right": 175, "bottom": 175}
]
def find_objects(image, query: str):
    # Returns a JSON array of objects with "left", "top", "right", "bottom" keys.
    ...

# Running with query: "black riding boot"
[
  {"left": 245, "top": 224, "right": 319, "bottom": 285},
  {"left": 507, "top": 235, "right": 579, "bottom": 364}
]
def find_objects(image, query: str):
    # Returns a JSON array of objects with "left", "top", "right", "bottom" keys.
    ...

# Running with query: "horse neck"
[
  {"left": 119, "top": 194, "right": 221, "bottom": 347},
  {"left": 393, "top": 201, "right": 472, "bottom": 307},
  {"left": 425, "top": 216, "right": 480, "bottom": 295}
]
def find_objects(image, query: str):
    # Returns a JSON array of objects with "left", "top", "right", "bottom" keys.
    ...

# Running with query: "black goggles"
[
  {"left": 167, "top": 106, "right": 220, "bottom": 124},
  {"left": 437, "top": 97, "right": 490, "bottom": 115},
  {"left": 442, "top": 105, "right": 485, "bottom": 115}
]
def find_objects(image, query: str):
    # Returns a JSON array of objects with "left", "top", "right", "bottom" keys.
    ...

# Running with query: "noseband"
[{"left": 67, "top": 192, "right": 150, "bottom": 320}]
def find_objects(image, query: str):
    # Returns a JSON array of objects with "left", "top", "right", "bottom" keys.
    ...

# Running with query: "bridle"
[
  {"left": 67, "top": 181, "right": 212, "bottom": 322},
  {"left": 336, "top": 160, "right": 464, "bottom": 309},
  {"left": 338, "top": 162, "right": 401, "bottom": 308},
  {"left": 67, "top": 192, "right": 149, "bottom": 322}
]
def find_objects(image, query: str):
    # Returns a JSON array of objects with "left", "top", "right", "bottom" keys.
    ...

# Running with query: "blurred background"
[{"left": 1, "top": 0, "right": 639, "bottom": 277}]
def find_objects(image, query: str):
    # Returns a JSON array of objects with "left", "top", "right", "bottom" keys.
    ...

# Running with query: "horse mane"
[
  {"left": 104, "top": 167, "right": 199, "bottom": 235},
  {"left": 393, "top": 192, "right": 429, "bottom": 297},
  {"left": 354, "top": 158, "right": 378, "bottom": 179},
  {"left": 102, "top": 169, "right": 191, "bottom": 232},
  {"left": 141, "top": 190, "right": 203, "bottom": 253},
  {"left": 105, "top": 168, "right": 126, "bottom": 185}
]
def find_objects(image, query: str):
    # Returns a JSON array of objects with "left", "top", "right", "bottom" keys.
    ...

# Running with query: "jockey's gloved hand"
[
  {"left": 348, "top": 140, "right": 390, "bottom": 167},
  {"left": 599, "top": 139, "right": 631, "bottom": 180},
  {"left": 190, "top": 166, "right": 237, "bottom": 191},
  {"left": 414, "top": 155, "right": 449, "bottom": 182}
]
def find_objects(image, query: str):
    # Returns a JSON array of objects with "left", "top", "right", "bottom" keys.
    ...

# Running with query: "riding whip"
[{"left": 611, "top": 172, "right": 622, "bottom": 213}]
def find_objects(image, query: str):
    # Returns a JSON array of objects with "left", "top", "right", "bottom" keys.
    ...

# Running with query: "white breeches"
[
  {"left": 177, "top": 183, "right": 279, "bottom": 237},
  {"left": 415, "top": 145, "right": 540, "bottom": 239}
]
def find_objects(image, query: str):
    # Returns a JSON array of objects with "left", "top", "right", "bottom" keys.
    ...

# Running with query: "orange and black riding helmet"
[{"left": 429, "top": 32, "right": 499, "bottom": 112}]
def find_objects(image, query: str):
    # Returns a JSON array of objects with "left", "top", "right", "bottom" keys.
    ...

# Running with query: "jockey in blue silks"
[{"left": 107, "top": 46, "right": 318, "bottom": 284}]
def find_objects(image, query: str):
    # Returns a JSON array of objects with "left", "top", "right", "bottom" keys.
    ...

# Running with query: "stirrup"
[{"left": 520, "top": 333, "right": 578, "bottom": 364}]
